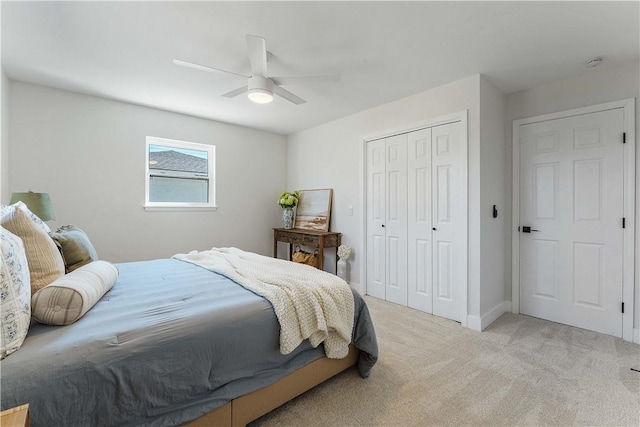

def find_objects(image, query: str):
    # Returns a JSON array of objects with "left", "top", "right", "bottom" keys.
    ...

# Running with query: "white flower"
[{"left": 337, "top": 245, "right": 352, "bottom": 259}]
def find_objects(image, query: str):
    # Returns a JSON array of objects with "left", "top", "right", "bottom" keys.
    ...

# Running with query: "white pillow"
[
  {"left": 0, "top": 227, "right": 31, "bottom": 359},
  {"left": 32, "top": 260, "right": 118, "bottom": 325},
  {"left": 1, "top": 204, "right": 65, "bottom": 294}
]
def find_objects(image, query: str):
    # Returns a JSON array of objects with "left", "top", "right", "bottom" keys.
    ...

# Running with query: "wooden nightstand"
[{"left": 0, "top": 404, "right": 29, "bottom": 427}]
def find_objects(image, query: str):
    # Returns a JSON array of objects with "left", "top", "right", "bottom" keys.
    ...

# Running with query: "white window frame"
[{"left": 144, "top": 136, "right": 217, "bottom": 211}]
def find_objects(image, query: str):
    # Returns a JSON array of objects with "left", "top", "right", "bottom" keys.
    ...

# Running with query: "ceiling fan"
[{"left": 173, "top": 34, "right": 339, "bottom": 105}]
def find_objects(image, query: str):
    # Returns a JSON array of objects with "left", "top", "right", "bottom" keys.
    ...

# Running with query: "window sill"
[{"left": 143, "top": 205, "right": 218, "bottom": 212}]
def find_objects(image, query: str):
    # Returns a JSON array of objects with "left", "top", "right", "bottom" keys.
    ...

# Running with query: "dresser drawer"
[
  {"left": 323, "top": 234, "right": 340, "bottom": 247},
  {"left": 303, "top": 235, "right": 319, "bottom": 245},
  {"left": 274, "top": 230, "right": 305, "bottom": 245}
]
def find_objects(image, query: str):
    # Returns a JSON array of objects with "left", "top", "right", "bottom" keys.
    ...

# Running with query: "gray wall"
[
  {"left": 1, "top": 68, "right": 9, "bottom": 202},
  {"left": 7, "top": 81, "right": 288, "bottom": 262},
  {"left": 0, "top": 2, "right": 7, "bottom": 202},
  {"left": 287, "top": 74, "right": 496, "bottom": 329},
  {"left": 479, "top": 76, "right": 507, "bottom": 319}
]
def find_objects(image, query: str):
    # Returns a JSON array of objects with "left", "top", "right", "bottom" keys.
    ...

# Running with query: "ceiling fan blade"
[
  {"left": 222, "top": 86, "right": 249, "bottom": 98},
  {"left": 246, "top": 34, "right": 268, "bottom": 77},
  {"left": 273, "top": 85, "right": 306, "bottom": 105},
  {"left": 271, "top": 74, "right": 341, "bottom": 85},
  {"left": 173, "top": 59, "right": 248, "bottom": 79}
]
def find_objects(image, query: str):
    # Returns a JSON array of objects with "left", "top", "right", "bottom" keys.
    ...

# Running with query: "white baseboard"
[
  {"left": 466, "top": 314, "right": 482, "bottom": 331},
  {"left": 634, "top": 328, "right": 640, "bottom": 345},
  {"left": 467, "top": 301, "right": 510, "bottom": 332}
]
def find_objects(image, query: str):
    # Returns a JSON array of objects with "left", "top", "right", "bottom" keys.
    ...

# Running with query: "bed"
[{"left": 0, "top": 254, "right": 378, "bottom": 426}]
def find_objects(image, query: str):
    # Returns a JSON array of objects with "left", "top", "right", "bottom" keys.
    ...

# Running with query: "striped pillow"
[
  {"left": 13, "top": 201, "right": 51, "bottom": 233},
  {"left": 1, "top": 204, "right": 65, "bottom": 294},
  {"left": 0, "top": 227, "right": 31, "bottom": 359},
  {"left": 32, "top": 260, "right": 118, "bottom": 325}
]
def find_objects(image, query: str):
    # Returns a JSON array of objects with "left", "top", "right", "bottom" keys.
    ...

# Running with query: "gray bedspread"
[{"left": 0, "top": 258, "right": 378, "bottom": 426}]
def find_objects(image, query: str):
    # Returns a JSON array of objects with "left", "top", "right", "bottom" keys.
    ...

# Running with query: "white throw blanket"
[{"left": 173, "top": 247, "right": 355, "bottom": 359}]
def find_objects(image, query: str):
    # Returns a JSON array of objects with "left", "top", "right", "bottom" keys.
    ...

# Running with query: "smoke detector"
[{"left": 586, "top": 57, "right": 603, "bottom": 68}]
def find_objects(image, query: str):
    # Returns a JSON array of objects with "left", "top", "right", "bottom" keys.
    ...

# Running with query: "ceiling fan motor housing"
[{"left": 249, "top": 76, "right": 274, "bottom": 93}]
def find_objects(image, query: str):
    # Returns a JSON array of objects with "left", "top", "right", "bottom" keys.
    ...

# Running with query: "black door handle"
[
  {"left": 521, "top": 226, "right": 540, "bottom": 233},
  {"left": 381, "top": 224, "right": 385, "bottom": 228}
]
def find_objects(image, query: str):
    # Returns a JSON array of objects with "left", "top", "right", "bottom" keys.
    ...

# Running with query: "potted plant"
[{"left": 278, "top": 190, "right": 299, "bottom": 229}]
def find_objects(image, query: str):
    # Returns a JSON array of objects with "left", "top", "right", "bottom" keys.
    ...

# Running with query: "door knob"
[
  {"left": 381, "top": 224, "right": 385, "bottom": 228},
  {"left": 521, "top": 226, "right": 540, "bottom": 233}
]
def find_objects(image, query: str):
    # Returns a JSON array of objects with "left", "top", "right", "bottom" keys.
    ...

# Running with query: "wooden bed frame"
[{"left": 185, "top": 346, "right": 359, "bottom": 427}]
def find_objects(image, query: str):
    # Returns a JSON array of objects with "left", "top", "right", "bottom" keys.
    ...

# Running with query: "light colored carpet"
[{"left": 250, "top": 296, "right": 640, "bottom": 426}]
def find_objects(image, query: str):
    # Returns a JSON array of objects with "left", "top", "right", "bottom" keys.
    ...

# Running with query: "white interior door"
[
  {"left": 366, "top": 138, "right": 386, "bottom": 299},
  {"left": 519, "top": 108, "right": 624, "bottom": 337},
  {"left": 384, "top": 134, "right": 408, "bottom": 305},
  {"left": 431, "top": 122, "right": 463, "bottom": 321},
  {"left": 407, "top": 128, "right": 433, "bottom": 312}
]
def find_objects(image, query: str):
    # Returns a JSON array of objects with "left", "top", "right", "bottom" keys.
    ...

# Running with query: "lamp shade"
[{"left": 10, "top": 191, "right": 56, "bottom": 221}]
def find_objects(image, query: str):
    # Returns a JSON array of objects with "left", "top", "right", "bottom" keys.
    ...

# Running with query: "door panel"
[
  {"left": 436, "top": 165, "right": 452, "bottom": 222},
  {"left": 532, "top": 162, "right": 558, "bottom": 219},
  {"left": 572, "top": 242, "right": 603, "bottom": 307},
  {"left": 436, "top": 241, "right": 452, "bottom": 299},
  {"left": 519, "top": 108, "right": 624, "bottom": 337},
  {"left": 533, "top": 239, "right": 558, "bottom": 299},
  {"left": 573, "top": 159, "right": 602, "bottom": 221}
]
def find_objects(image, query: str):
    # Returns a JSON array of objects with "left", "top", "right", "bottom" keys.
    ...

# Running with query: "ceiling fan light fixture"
[{"left": 248, "top": 88, "right": 274, "bottom": 104}]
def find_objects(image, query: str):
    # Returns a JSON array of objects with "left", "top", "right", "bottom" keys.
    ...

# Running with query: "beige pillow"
[
  {"left": 1, "top": 204, "right": 65, "bottom": 294},
  {"left": 32, "top": 260, "right": 118, "bottom": 325},
  {"left": 49, "top": 225, "right": 98, "bottom": 272},
  {"left": 13, "top": 201, "right": 51, "bottom": 233}
]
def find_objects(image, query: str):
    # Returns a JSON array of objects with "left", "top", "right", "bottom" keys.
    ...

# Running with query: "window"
[{"left": 145, "top": 137, "right": 216, "bottom": 210}]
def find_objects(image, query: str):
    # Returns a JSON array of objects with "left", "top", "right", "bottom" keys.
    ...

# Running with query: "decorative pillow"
[
  {"left": 1, "top": 205, "right": 65, "bottom": 294},
  {"left": 32, "top": 260, "right": 118, "bottom": 325},
  {"left": 0, "top": 227, "right": 31, "bottom": 359},
  {"left": 49, "top": 225, "right": 98, "bottom": 273},
  {"left": 13, "top": 201, "right": 52, "bottom": 233}
]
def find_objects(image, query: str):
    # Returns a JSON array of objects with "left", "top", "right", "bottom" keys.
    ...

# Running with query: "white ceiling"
[{"left": 2, "top": 1, "right": 638, "bottom": 135}]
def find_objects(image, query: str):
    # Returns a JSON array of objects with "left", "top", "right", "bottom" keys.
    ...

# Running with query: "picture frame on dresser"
[{"left": 294, "top": 189, "right": 333, "bottom": 232}]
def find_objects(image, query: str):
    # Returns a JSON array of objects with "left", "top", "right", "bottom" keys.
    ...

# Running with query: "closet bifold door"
[
  {"left": 366, "top": 120, "right": 463, "bottom": 321},
  {"left": 366, "top": 138, "right": 387, "bottom": 299},
  {"left": 384, "top": 134, "right": 408, "bottom": 305},
  {"left": 407, "top": 128, "right": 433, "bottom": 312},
  {"left": 431, "top": 121, "right": 463, "bottom": 322}
]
